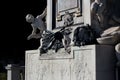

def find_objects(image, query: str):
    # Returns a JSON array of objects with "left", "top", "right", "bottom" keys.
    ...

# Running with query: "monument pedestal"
[{"left": 25, "top": 45, "right": 116, "bottom": 80}]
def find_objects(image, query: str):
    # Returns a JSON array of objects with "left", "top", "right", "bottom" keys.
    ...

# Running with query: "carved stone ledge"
[
  {"left": 39, "top": 48, "right": 73, "bottom": 60},
  {"left": 74, "top": 8, "right": 82, "bottom": 17}
]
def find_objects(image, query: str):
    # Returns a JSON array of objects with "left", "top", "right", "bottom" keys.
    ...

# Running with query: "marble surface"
[{"left": 25, "top": 45, "right": 116, "bottom": 80}]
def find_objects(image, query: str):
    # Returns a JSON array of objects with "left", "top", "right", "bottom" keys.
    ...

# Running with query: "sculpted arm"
[
  {"left": 37, "top": 8, "right": 47, "bottom": 19},
  {"left": 27, "top": 25, "right": 37, "bottom": 40}
]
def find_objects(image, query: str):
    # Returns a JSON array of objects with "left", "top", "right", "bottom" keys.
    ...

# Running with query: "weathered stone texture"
[{"left": 25, "top": 45, "right": 116, "bottom": 80}]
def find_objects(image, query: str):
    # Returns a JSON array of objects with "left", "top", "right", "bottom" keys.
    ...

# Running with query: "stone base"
[{"left": 25, "top": 45, "right": 116, "bottom": 80}]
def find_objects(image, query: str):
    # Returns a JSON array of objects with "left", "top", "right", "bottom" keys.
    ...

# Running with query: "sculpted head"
[{"left": 25, "top": 14, "right": 35, "bottom": 23}]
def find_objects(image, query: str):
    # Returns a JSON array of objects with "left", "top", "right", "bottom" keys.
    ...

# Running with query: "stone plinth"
[
  {"left": 25, "top": 45, "right": 116, "bottom": 80},
  {"left": 5, "top": 64, "right": 21, "bottom": 80}
]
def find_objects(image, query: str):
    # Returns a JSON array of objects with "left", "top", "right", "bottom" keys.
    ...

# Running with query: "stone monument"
[{"left": 25, "top": 0, "right": 120, "bottom": 80}]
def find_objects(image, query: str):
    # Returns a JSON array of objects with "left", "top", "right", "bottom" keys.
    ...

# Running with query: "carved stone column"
[{"left": 47, "top": 0, "right": 52, "bottom": 31}]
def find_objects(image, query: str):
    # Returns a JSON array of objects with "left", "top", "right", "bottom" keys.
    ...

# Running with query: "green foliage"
[{"left": 0, "top": 73, "right": 7, "bottom": 80}]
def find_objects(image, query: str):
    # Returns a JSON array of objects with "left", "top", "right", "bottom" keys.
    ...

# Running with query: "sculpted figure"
[
  {"left": 39, "top": 29, "right": 64, "bottom": 53},
  {"left": 73, "top": 24, "right": 97, "bottom": 46},
  {"left": 63, "top": 11, "right": 74, "bottom": 26},
  {"left": 39, "top": 30, "right": 56, "bottom": 53},
  {"left": 39, "top": 27, "right": 72, "bottom": 53},
  {"left": 91, "top": 0, "right": 106, "bottom": 34},
  {"left": 25, "top": 8, "right": 47, "bottom": 40},
  {"left": 62, "top": 28, "right": 72, "bottom": 53}
]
